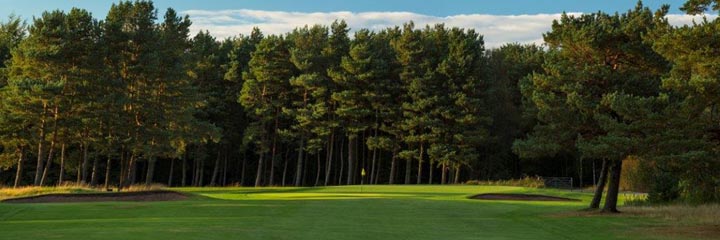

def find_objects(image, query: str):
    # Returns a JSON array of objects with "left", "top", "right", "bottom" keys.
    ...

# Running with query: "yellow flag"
[{"left": 361, "top": 168, "right": 366, "bottom": 177}]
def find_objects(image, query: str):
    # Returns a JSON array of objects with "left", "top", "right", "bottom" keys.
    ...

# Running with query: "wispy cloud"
[{"left": 182, "top": 9, "right": 717, "bottom": 48}]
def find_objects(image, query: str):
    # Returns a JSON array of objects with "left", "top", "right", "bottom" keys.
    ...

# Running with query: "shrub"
[
  {"left": 648, "top": 171, "right": 680, "bottom": 203},
  {"left": 465, "top": 176, "right": 545, "bottom": 188}
]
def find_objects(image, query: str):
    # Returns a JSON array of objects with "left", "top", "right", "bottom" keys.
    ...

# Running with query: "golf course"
[
  {"left": 0, "top": 185, "right": 710, "bottom": 240},
  {"left": 2, "top": 0, "right": 720, "bottom": 239}
]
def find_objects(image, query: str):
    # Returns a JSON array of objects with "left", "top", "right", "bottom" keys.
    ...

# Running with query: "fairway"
[{"left": 0, "top": 186, "right": 668, "bottom": 240}]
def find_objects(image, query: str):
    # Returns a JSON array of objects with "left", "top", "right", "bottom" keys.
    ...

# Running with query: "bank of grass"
[
  {"left": 0, "top": 183, "right": 165, "bottom": 200},
  {"left": 0, "top": 185, "right": 96, "bottom": 200},
  {"left": 465, "top": 176, "right": 545, "bottom": 188},
  {"left": 625, "top": 204, "right": 720, "bottom": 225},
  {"left": 0, "top": 185, "right": 712, "bottom": 240}
]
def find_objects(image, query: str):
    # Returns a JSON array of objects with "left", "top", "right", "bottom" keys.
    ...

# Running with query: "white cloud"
[
  {"left": 667, "top": 14, "right": 718, "bottom": 26},
  {"left": 181, "top": 9, "right": 717, "bottom": 48}
]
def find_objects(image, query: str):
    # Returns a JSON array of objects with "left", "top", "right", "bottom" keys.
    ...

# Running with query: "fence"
[{"left": 544, "top": 177, "right": 573, "bottom": 189}]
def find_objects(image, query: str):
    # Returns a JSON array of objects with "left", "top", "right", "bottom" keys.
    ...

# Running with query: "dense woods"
[{"left": 0, "top": 0, "right": 719, "bottom": 211}]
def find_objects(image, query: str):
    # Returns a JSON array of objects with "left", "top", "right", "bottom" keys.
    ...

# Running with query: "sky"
[{"left": 1, "top": 0, "right": 716, "bottom": 47}]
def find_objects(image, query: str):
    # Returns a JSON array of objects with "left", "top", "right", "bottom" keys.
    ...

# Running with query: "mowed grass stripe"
[{"left": 0, "top": 186, "right": 676, "bottom": 240}]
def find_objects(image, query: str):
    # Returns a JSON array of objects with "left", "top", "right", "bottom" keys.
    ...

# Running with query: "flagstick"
[{"left": 360, "top": 168, "right": 366, "bottom": 193}]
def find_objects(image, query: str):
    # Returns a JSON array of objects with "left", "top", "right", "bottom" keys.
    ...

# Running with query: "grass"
[
  {"left": 0, "top": 185, "right": 97, "bottom": 200},
  {"left": 0, "top": 185, "right": 711, "bottom": 240},
  {"left": 0, "top": 183, "right": 165, "bottom": 200}
]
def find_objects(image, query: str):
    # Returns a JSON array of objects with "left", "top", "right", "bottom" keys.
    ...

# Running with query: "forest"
[{"left": 0, "top": 0, "right": 719, "bottom": 213}]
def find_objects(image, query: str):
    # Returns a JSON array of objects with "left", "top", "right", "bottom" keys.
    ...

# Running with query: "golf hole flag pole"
[{"left": 361, "top": 168, "right": 366, "bottom": 193}]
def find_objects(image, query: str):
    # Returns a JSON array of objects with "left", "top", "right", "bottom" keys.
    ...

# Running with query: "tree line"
[{"left": 0, "top": 0, "right": 718, "bottom": 212}]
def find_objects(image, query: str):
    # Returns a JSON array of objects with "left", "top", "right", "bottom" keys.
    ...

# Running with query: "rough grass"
[
  {"left": 0, "top": 185, "right": 96, "bottom": 200},
  {"left": 0, "top": 185, "right": 712, "bottom": 240},
  {"left": 624, "top": 204, "right": 720, "bottom": 225},
  {"left": 465, "top": 176, "right": 545, "bottom": 188},
  {"left": 623, "top": 204, "right": 720, "bottom": 240},
  {"left": 0, "top": 184, "right": 166, "bottom": 200}
]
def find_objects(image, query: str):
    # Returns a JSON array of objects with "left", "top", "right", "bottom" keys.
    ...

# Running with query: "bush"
[
  {"left": 648, "top": 171, "right": 680, "bottom": 203},
  {"left": 465, "top": 176, "right": 544, "bottom": 188},
  {"left": 623, "top": 193, "right": 649, "bottom": 207}
]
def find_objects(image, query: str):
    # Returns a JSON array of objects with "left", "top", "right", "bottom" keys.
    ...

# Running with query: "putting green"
[{"left": 0, "top": 186, "right": 672, "bottom": 240}]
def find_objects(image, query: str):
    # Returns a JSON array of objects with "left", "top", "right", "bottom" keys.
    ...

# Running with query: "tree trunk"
[
  {"left": 324, "top": 132, "right": 335, "bottom": 186},
  {"left": 302, "top": 151, "right": 309, "bottom": 186},
  {"left": 168, "top": 157, "right": 175, "bottom": 187},
  {"left": 404, "top": 158, "right": 411, "bottom": 184},
  {"left": 602, "top": 160, "right": 623, "bottom": 213},
  {"left": 441, "top": 162, "right": 447, "bottom": 185},
  {"left": 240, "top": 152, "right": 246, "bottom": 186},
  {"left": 40, "top": 106, "right": 60, "bottom": 186},
  {"left": 181, "top": 152, "right": 187, "bottom": 187},
  {"left": 81, "top": 142, "right": 90, "bottom": 183},
  {"left": 374, "top": 153, "right": 382, "bottom": 184},
  {"left": 119, "top": 147, "right": 126, "bottom": 189},
  {"left": 210, "top": 148, "right": 221, "bottom": 186},
  {"left": 76, "top": 165, "right": 81, "bottom": 185},
  {"left": 389, "top": 148, "right": 397, "bottom": 184},
  {"left": 34, "top": 104, "right": 48, "bottom": 186},
  {"left": 144, "top": 157, "right": 156, "bottom": 185},
  {"left": 13, "top": 147, "right": 24, "bottom": 188},
  {"left": 338, "top": 137, "right": 345, "bottom": 185},
  {"left": 428, "top": 159, "right": 433, "bottom": 184},
  {"left": 192, "top": 155, "right": 197, "bottom": 186},
  {"left": 282, "top": 154, "right": 288, "bottom": 187},
  {"left": 269, "top": 135, "right": 278, "bottom": 187},
  {"left": 579, "top": 157, "right": 584, "bottom": 189},
  {"left": 40, "top": 139, "right": 56, "bottom": 186},
  {"left": 222, "top": 153, "right": 228, "bottom": 186},
  {"left": 314, "top": 153, "right": 321, "bottom": 186},
  {"left": 90, "top": 153, "right": 99, "bottom": 186},
  {"left": 254, "top": 152, "right": 264, "bottom": 187},
  {"left": 370, "top": 148, "right": 377, "bottom": 185},
  {"left": 417, "top": 143, "right": 423, "bottom": 184},
  {"left": 199, "top": 157, "right": 205, "bottom": 186},
  {"left": 346, "top": 136, "right": 356, "bottom": 185},
  {"left": 58, "top": 144, "right": 65, "bottom": 185},
  {"left": 295, "top": 138, "right": 305, "bottom": 186},
  {"left": 453, "top": 166, "right": 460, "bottom": 184},
  {"left": 127, "top": 153, "right": 136, "bottom": 186},
  {"left": 104, "top": 154, "right": 112, "bottom": 189},
  {"left": 589, "top": 159, "right": 609, "bottom": 209}
]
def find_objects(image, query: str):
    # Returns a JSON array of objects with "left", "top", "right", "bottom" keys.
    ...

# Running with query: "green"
[{"left": 0, "top": 186, "right": 669, "bottom": 240}]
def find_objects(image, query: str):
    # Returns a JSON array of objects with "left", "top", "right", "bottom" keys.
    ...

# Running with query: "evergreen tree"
[
  {"left": 0, "top": 15, "right": 26, "bottom": 86},
  {"left": 329, "top": 29, "right": 376, "bottom": 185},
  {"left": 515, "top": 3, "right": 669, "bottom": 212},
  {"left": 646, "top": 9, "right": 720, "bottom": 202},
  {"left": 240, "top": 35, "right": 294, "bottom": 187},
  {"left": 286, "top": 25, "right": 330, "bottom": 186}
]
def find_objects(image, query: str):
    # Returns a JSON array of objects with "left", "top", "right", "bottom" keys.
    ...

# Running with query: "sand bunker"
[
  {"left": 469, "top": 193, "right": 579, "bottom": 202},
  {"left": 2, "top": 190, "right": 188, "bottom": 203}
]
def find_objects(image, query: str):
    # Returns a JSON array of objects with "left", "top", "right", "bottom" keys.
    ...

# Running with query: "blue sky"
[
  {"left": 0, "top": 0, "right": 691, "bottom": 18},
  {"left": 0, "top": 0, "right": 710, "bottom": 48}
]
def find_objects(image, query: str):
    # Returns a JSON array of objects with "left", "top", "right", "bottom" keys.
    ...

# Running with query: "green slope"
[{"left": 0, "top": 186, "right": 674, "bottom": 240}]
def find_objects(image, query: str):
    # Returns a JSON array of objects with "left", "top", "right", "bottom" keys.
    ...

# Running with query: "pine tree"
[
  {"left": 329, "top": 29, "right": 376, "bottom": 185},
  {"left": 321, "top": 20, "right": 349, "bottom": 185},
  {"left": 435, "top": 27, "right": 490, "bottom": 184},
  {"left": 224, "top": 28, "right": 262, "bottom": 186},
  {"left": 103, "top": 0, "right": 160, "bottom": 186},
  {"left": 285, "top": 25, "right": 330, "bottom": 186},
  {"left": 240, "top": 35, "right": 294, "bottom": 187},
  {"left": 645, "top": 8, "right": 720, "bottom": 202},
  {"left": 392, "top": 22, "right": 438, "bottom": 184},
  {"left": 515, "top": 3, "right": 669, "bottom": 212},
  {"left": 0, "top": 15, "right": 26, "bottom": 87}
]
